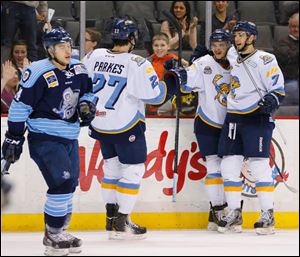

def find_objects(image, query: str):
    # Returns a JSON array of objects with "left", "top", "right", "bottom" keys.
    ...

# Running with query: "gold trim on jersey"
[{"left": 236, "top": 49, "right": 258, "bottom": 64}]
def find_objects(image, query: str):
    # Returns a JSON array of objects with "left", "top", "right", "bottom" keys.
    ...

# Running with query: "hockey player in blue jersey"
[
  {"left": 1, "top": 27, "right": 98, "bottom": 255},
  {"left": 83, "top": 18, "right": 179, "bottom": 240},
  {"left": 217, "top": 21, "right": 285, "bottom": 235}
]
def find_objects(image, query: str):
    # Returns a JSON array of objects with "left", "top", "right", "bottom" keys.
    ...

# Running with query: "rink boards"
[{"left": 1, "top": 116, "right": 299, "bottom": 231}]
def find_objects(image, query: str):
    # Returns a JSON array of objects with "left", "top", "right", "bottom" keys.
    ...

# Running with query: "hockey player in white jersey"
[
  {"left": 217, "top": 21, "right": 285, "bottom": 234},
  {"left": 83, "top": 18, "right": 178, "bottom": 239},
  {"left": 175, "top": 29, "right": 232, "bottom": 230}
]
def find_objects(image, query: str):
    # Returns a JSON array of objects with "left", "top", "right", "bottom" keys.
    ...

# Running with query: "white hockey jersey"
[
  {"left": 83, "top": 49, "right": 167, "bottom": 135},
  {"left": 182, "top": 54, "right": 231, "bottom": 128},
  {"left": 226, "top": 47, "right": 285, "bottom": 115}
]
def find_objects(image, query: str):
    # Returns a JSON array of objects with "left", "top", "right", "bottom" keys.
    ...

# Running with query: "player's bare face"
[
  {"left": 233, "top": 31, "right": 248, "bottom": 51},
  {"left": 173, "top": 2, "right": 186, "bottom": 20},
  {"left": 211, "top": 41, "right": 228, "bottom": 59},
  {"left": 152, "top": 39, "right": 169, "bottom": 58},
  {"left": 53, "top": 42, "right": 72, "bottom": 65}
]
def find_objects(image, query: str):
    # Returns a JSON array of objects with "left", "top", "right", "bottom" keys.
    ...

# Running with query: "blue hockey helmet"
[
  {"left": 111, "top": 18, "right": 138, "bottom": 41},
  {"left": 210, "top": 29, "right": 232, "bottom": 43},
  {"left": 42, "top": 27, "right": 73, "bottom": 50},
  {"left": 232, "top": 21, "right": 258, "bottom": 37}
]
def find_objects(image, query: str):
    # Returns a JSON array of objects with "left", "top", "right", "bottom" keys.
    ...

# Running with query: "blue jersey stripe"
[
  {"left": 8, "top": 101, "right": 33, "bottom": 122},
  {"left": 27, "top": 118, "right": 80, "bottom": 140},
  {"left": 142, "top": 82, "right": 167, "bottom": 104}
]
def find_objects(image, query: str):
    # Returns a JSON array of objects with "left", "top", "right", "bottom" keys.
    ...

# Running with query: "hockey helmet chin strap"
[{"left": 236, "top": 33, "right": 254, "bottom": 54}]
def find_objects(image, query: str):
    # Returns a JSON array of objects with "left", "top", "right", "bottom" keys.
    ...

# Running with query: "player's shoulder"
[
  {"left": 255, "top": 49, "right": 277, "bottom": 65},
  {"left": 20, "top": 58, "right": 55, "bottom": 88}
]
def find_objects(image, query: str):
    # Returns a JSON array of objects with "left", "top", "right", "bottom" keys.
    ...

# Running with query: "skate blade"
[
  {"left": 69, "top": 247, "right": 82, "bottom": 253},
  {"left": 207, "top": 222, "right": 218, "bottom": 231},
  {"left": 44, "top": 246, "right": 69, "bottom": 256},
  {"left": 109, "top": 231, "right": 147, "bottom": 240},
  {"left": 218, "top": 225, "right": 242, "bottom": 233},
  {"left": 255, "top": 227, "right": 275, "bottom": 235}
]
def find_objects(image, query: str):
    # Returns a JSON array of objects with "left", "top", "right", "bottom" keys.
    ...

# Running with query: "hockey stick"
[
  {"left": 162, "top": 10, "right": 182, "bottom": 202},
  {"left": 234, "top": 48, "right": 288, "bottom": 146},
  {"left": 1, "top": 153, "right": 11, "bottom": 176}
]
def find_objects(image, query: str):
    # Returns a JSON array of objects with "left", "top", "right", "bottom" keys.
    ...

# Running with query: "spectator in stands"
[
  {"left": 4, "top": 40, "right": 30, "bottom": 80},
  {"left": 212, "top": 1, "right": 239, "bottom": 32},
  {"left": 146, "top": 32, "right": 188, "bottom": 115},
  {"left": 1, "top": 1, "right": 48, "bottom": 61},
  {"left": 161, "top": 1, "right": 198, "bottom": 50},
  {"left": 82, "top": 28, "right": 102, "bottom": 62},
  {"left": 1, "top": 60, "right": 19, "bottom": 114},
  {"left": 274, "top": 12, "right": 299, "bottom": 105}
]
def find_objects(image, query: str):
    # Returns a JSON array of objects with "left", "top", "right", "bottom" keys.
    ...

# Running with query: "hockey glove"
[
  {"left": 78, "top": 101, "right": 97, "bottom": 127},
  {"left": 164, "top": 58, "right": 178, "bottom": 71},
  {"left": 2, "top": 131, "right": 25, "bottom": 163},
  {"left": 164, "top": 67, "right": 187, "bottom": 89},
  {"left": 258, "top": 93, "right": 279, "bottom": 115}
]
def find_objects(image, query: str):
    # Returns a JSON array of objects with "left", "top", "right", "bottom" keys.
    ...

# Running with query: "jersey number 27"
[{"left": 92, "top": 73, "right": 127, "bottom": 110}]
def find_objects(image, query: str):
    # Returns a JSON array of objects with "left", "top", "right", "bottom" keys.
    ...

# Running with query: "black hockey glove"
[
  {"left": 164, "top": 58, "right": 178, "bottom": 71},
  {"left": 258, "top": 93, "right": 279, "bottom": 115},
  {"left": 2, "top": 131, "right": 25, "bottom": 163},
  {"left": 78, "top": 101, "right": 97, "bottom": 127},
  {"left": 164, "top": 67, "right": 187, "bottom": 88}
]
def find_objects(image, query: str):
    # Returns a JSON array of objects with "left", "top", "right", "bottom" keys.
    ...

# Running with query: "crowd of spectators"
[{"left": 1, "top": 1, "right": 299, "bottom": 116}]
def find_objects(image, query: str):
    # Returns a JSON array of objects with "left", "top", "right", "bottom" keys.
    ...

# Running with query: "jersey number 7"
[{"left": 92, "top": 73, "right": 127, "bottom": 110}]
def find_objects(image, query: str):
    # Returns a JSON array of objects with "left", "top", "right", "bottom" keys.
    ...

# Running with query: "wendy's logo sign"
[{"left": 79, "top": 132, "right": 288, "bottom": 198}]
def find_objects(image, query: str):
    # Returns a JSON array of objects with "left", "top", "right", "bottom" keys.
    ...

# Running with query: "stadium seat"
[
  {"left": 274, "top": 1, "right": 299, "bottom": 25},
  {"left": 64, "top": 20, "right": 80, "bottom": 44},
  {"left": 47, "top": 1, "right": 75, "bottom": 21},
  {"left": 116, "top": 1, "right": 156, "bottom": 22},
  {"left": 237, "top": 1, "right": 277, "bottom": 25},
  {"left": 151, "top": 22, "right": 162, "bottom": 36},
  {"left": 132, "top": 49, "right": 149, "bottom": 58},
  {"left": 256, "top": 25, "right": 274, "bottom": 53},
  {"left": 273, "top": 25, "right": 289, "bottom": 43},
  {"left": 86, "top": 2, "right": 116, "bottom": 20}
]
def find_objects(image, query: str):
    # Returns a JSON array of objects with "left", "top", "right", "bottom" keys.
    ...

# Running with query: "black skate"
[
  {"left": 254, "top": 209, "right": 275, "bottom": 235},
  {"left": 110, "top": 212, "right": 147, "bottom": 240},
  {"left": 207, "top": 202, "right": 228, "bottom": 231},
  {"left": 105, "top": 203, "right": 119, "bottom": 231},
  {"left": 62, "top": 231, "right": 82, "bottom": 253},
  {"left": 218, "top": 201, "right": 243, "bottom": 233},
  {"left": 43, "top": 231, "right": 71, "bottom": 256}
]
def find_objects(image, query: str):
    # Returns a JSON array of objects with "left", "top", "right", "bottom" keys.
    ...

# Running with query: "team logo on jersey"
[
  {"left": 212, "top": 75, "right": 230, "bottom": 106},
  {"left": 43, "top": 71, "right": 59, "bottom": 88},
  {"left": 74, "top": 64, "right": 88, "bottom": 75},
  {"left": 260, "top": 55, "right": 274, "bottom": 65},
  {"left": 204, "top": 66, "right": 212, "bottom": 74},
  {"left": 131, "top": 56, "right": 146, "bottom": 66},
  {"left": 129, "top": 135, "right": 136, "bottom": 142},
  {"left": 229, "top": 75, "right": 241, "bottom": 99},
  {"left": 52, "top": 87, "right": 80, "bottom": 119},
  {"left": 63, "top": 70, "right": 74, "bottom": 79},
  {"left": 241, "top": 138, "right": 289, "bottom": 198},
  {"left": 22, "top": 69, "right": 31, "bottom": 82}
]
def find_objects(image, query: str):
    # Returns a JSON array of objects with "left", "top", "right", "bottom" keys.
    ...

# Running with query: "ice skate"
[
  {"left": 109, "top": 212, "right": 147, "bottom": 240},
  {"left": 218, "top": 207, "right": 243, "bottom": 233},
  {"left": 207, "top": 202, "right": 227, "bottom": 231},
  {"left": 254, "top": 209, "right": 275, "bottom": 235},
  {"left": 105, "top": 203, "right": 119, "bottom": 231},
  {"left": 62, "top": 231, "right": 82, "bottom": 253},
  {"left": 43, "top": 230, "right": 71, "bottom": 256}
]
